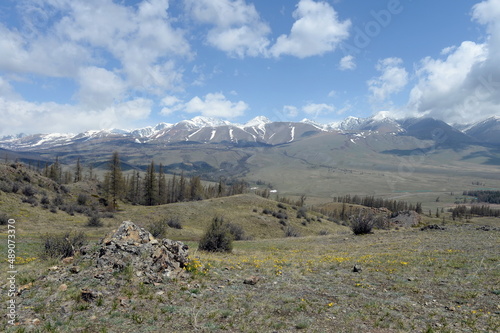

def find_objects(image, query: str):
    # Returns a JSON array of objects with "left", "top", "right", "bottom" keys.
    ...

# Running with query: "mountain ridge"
[{"left": 0, "top": 115, "right": 497, "bottom": 151}]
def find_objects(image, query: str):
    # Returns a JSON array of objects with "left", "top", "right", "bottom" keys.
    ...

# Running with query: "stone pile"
[{"left": 86, "top": 221, "right": 189, "bottom": 283}]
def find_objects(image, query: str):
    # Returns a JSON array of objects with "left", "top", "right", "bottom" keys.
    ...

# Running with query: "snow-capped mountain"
[
  {"left": 0, "top": 115, "right": 496, "bottom": 151},
  {"left": 465, "top": 116, "right": 500, "bottom": 144}
]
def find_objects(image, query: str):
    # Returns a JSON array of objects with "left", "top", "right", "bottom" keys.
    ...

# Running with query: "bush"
[
  {"left": 296, "top": 207, "right": 308, "bottom": 219},
  {"left": 0, "top": 213, "right": 9, "bottom": 225},
  {"left": 41, "top": 231, "right": 87, "bottom": 259},
  {"left": 11, "top": 182, "right": 20, "bottom": 193},
  {"left": 227, "top": 222, "right": 246, "bottom": 241},
  {"left": 22, "top": 196, "right": 38, "bottom": 206},
  {"left": 22, "top": 185, "right": 37, "bottom": 197},
  {"left": 284, "top": 226, "right": 300, "bottom": 237},
  {"left": 149, "top": 220, "right": 168, "bottom": 238},
  {"left": 41, "top": 195, "right": 50, "bottom": 205},
  {"left": 350, "top": 211, "right": 374, "bottom": 235},
  {"left": 87, "top": 214, "right": 102, "bottom": 227},
  {"left": 167, "top": 218, "right": 183, "bottom": 230},
  {"left": 77, "top": 194, "right": 89, "bottom": 206},
  {"left": 0, "top": 180, "right": 13, "bottom": 193},
  {"left": 53, "top": 195, "right": 64, "bottom": 207},
  {"left": 198, "top": 217, "right": 233, "bottom": 252}
]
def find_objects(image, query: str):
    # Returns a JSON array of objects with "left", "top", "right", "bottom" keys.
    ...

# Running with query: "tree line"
[
  {"left": 333, "top": 194, "right": 423, "bottom": 214},
  {"left": 450, "top": 204, "right": 500, "bottom": 220},
  {"left": 102, "top": 152, "right": 247, "bottom": 210},
  {"left": 463, "top": 190, "right": 500, "bottom": 204}
]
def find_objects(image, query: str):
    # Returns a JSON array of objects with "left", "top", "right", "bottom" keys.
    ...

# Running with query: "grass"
[
  {"left": 2, "top": 221, "right": 499, "bottom": 332},
  {"left": 1, "top": 162, "right": 499, "bottom": 332}
]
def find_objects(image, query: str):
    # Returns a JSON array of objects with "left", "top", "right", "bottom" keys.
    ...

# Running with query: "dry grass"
[{"left": 2, "top": 222, "right": 499, "bottom": 332}]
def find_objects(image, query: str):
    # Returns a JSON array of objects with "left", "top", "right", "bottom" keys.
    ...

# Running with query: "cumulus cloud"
[
  {"left": 270, "top": 0, "right": 351, "bottom": 58},
  {"left": 339, "top": 55, "right": 356, "bottom": 70},
  {"left": 368, "top": 57, "right": 408, "bottom": 108},
  {"left": 398, "top": 0, "right": 500, "bottom": 124},
  {"left": 302, "top": 103, "right": 335, "bottom": 117},
  {"left": 159, "top": 93, "right": 249, "bottom": 118},
  {"left": 0, "top": 97, "right": 152, "bottom": 136},
  {"left": 282, "top": 105, "right": 299, "bottom": 118},
  {"left": 76, "top": 67, "right": 127, "bottom": 109},
  {"left": 185, "top": 0, "right": 271, "bottom": 58}
]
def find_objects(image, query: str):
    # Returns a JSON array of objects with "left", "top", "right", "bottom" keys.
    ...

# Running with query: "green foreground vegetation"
[{"left": 1, "top": 160, "right": 499, "bottom": 332}]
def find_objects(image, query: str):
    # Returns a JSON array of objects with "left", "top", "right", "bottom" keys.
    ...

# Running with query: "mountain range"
[{"left": 1, "top": 115, "right": 499, "bottom": 151}]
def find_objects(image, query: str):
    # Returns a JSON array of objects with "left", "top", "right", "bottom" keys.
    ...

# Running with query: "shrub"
[
  {"left": 86, "top": 214, "right": 102, "bottom": 227},
  {"left": 0, "top": 180, "right": 13, "bottom": 193},
  {"left": 296, "top": 207, "right": 308, "bottom": 219},
  {"left": 350, "top": 211, "right": 374, "bottom": 235},
  {"left": 198, "top": 217, "right": 233, "bottom": 252},
  {"left": 77, "top": 194, "right": 89, "bottom": 206},
  {"left": 149, "top": 220, "right": 168, "bottom": 238},
  {"left": 22, "top": 185, "right": 37, "bottom": 197},
  {"left": 277, "top": 203, "right": 287, "bottom": 210},
  {"left": 0, "top": 213, "right": 9, "bottom": 225},
  {"left": 41, "top": 231, "right": 87, "bottom": 259},
  {"left": 167, "top": 218, "right": 183, "bottom": 230},
  {"left": 11, "top": 182, "right": 20, "bottom": 193},
  {"left": 22, "top": 196, "right": 38, "bottom": 206},
  {"left": 227, "top": 222, "right": 246, "bottom": 241},
  {"left": 284, "top": 226, "right": 300, "bottom": 237},
  {"left": 52, "top": 195, "right": 64, "bottom": 206},
  {"left": 41, "top": 195, "right": 50, "bottom": 205}
]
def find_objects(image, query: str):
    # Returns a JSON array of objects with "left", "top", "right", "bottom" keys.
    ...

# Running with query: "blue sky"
[{"left": 1, "top": 0, "right": 499, "bottom": 135}]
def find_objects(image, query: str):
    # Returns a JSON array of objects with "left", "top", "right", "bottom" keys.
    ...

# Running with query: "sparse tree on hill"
[
  {"left": 158, "top": 163, "right": 167, "bottom": 205},
  {"left": 144, "top": 160, "right": 158, "bottom": 206},
  {"left": 106, "top": 151, "right": 124, "bottom": 210},
  {"left": 74, "top": 157, "right": 82, "bottom": 182}
]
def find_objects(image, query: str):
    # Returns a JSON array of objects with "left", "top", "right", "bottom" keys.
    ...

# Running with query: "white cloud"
[
  {"left": 0, "top": 1, "right": 191, "bottom": 104},
  {"left": 405, "top": 41, "right": 489, "bottom": 122},
  {"left": 302, "top": 103, "right": 335, "bottom": 117},
  {"left": 185, "top": 0, "right": 271, "bottom": 58},
  {"left": 270, "top": 0, "right": 351, "bottom": 58},
  {"left": 339, "top": 55, "right": 356, "bottom": 70},
  {"left": 0, "top": 77, "right": 20, "bottom": 100},
  {"left": 184, "top": 93, "right": 248, "bottom": 118},
  {"left": 368, "top": 57, "right": 408, "bottom": 108},
  {"left": 0, "top": 97, "right": 152, "bottom": 136},
  {"left": 399, "top": 0, "right": 500, "bottom": 124},
  {"left": 159, "top": 93, "right": 249, "bottom": 118},
  {"left": 76, "top": 67, "right": 127, "bottom": 109},
  {"left": 282, "top": 105, "right": 299, "bottom": 118}
]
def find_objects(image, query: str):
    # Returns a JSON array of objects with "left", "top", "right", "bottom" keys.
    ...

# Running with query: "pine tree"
[
  {"left": 107, "top": 151, "right": 124, "bottom": 211},
  {"left": 74, "top": 157, "right": 82, "bottom": 183},
  {"left": 158, "top": 163, "right": 167, "bottom": 204},
  {"left": 49, "top": 157, "right": 61, "bottom": 183},
  {"left": 144, "top": 160, "right": 158, "bottom": 206}
]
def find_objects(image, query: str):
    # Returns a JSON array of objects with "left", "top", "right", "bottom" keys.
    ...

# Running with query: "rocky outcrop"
[
  {"left": 390, "top": 211, "right": 421, "bottom": 227},
  {"left": 89, "top": 221, "right": 189, "bottom": 283}
]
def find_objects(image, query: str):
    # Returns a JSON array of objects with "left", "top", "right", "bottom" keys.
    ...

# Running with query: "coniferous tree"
[
  {"left": 49, "top": 157, "right": 61, "bottom": 183},
  {"left": 74, "top": 157, "right": 82, "bottom": 183},
  {"left": 144, "top": 160, "right": 158, "bottom": 206},
  {"left": 158, "top": 163, "right": 167, "bottom": 204},
  {"left": 107, "top": 151, "right": 124, "bottom": 211}
]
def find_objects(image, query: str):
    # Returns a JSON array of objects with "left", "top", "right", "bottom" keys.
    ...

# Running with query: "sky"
[{"left": 1, "top": 0, "right": 500, "bottom": 136}]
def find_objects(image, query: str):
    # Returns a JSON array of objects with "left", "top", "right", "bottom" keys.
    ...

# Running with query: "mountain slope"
[
  {"left": 1, "top": 115, "right": 498, "bottom": 152},
  {"left": 465, "top": 116, "right": 500, "bottom": 144}
]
